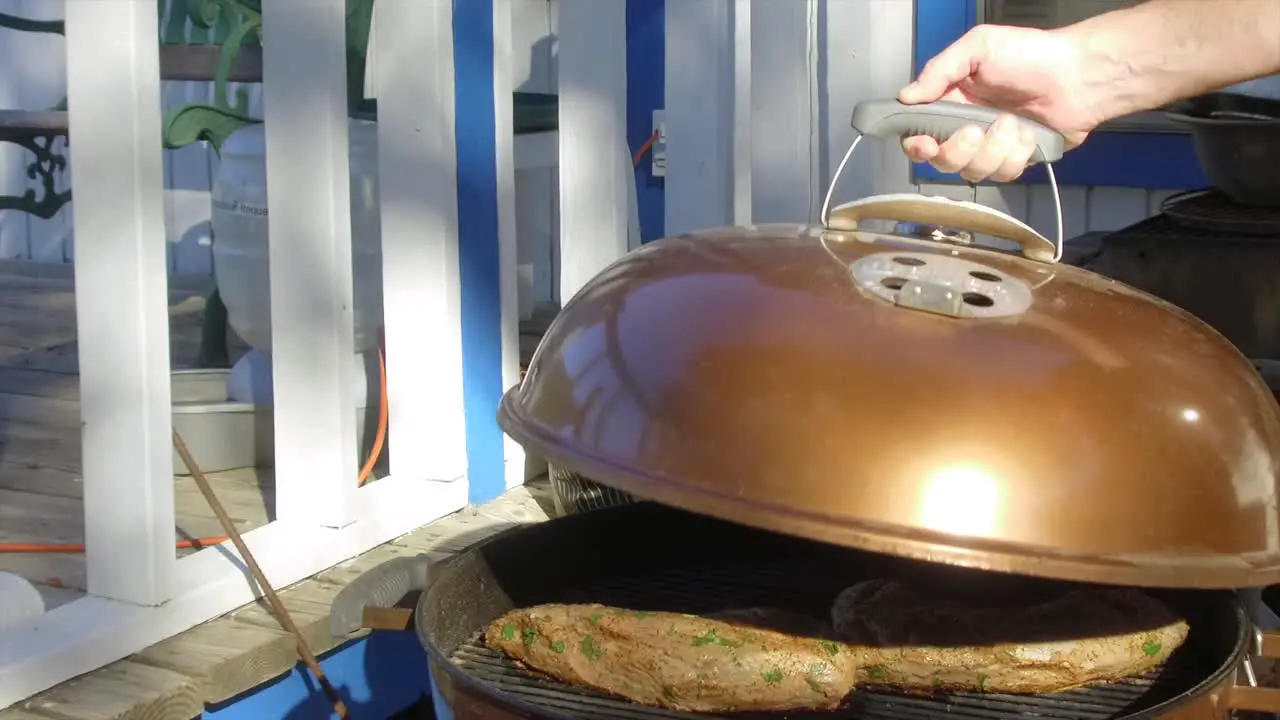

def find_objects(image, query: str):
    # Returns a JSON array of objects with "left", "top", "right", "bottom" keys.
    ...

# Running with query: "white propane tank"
[
  {"left": 0, "top": 571, "right": 45, "bottom": 632},
  {"left": 212, "top": 119, "right": 384, "bottom": 354}
]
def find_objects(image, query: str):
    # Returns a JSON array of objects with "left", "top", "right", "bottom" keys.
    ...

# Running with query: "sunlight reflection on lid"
[
  {"left": 918, "top": 465, "right": 1003, "bottom": 538},
  {"left": 1182, "top": 408, "right": 1201, "bottom": 423}
]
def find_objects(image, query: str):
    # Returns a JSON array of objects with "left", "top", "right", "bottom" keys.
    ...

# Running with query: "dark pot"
[{"left": 1166, "top": 92, "right": 1280, "bottom": 207}]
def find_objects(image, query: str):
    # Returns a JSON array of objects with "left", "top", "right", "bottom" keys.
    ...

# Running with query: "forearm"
[{"left": 1057, "top": 0, "right": 1280, "bottom": 122}]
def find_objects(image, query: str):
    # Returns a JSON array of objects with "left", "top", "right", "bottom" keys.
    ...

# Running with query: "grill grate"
[
  {"left": 548, "top": 465, "right": 636, "bottom": 516},
  {"left": 447, "top": 563, "right": 1215, "bottom": 719},
  {"left": 1160, "top": 188, "right": 1280, "bottom": 237}
]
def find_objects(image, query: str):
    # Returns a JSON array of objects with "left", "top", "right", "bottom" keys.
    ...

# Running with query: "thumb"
[{"left": 898, "top": 30, "right": 983, "bottom": 104}]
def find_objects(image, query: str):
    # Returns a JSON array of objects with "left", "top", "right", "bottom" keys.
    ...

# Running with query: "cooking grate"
[
  {"left": 447, "top": 563, "right": 1215, "bottom": 719},
  {"left": 1160, "top": 188, "right": 1280, "bottom": 237}
]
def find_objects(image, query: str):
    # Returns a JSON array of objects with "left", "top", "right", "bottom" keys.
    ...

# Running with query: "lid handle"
[
  {"left": 825, "top": 194, "right": 1057, "bottom": 263},
  {"left": 850, "top": 100, "right": 1067, "bottom": 164},
  {"left": 822, "top": 100, "right": 1067, "bottom": 263}
]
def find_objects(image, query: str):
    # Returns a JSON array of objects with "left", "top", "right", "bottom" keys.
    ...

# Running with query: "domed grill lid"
[
  {"left": 500, "top": 101, "right": 1280, "bottom": 590},
  {"left": 499, "top": 219, "right": 1280, "bottom": 590}
]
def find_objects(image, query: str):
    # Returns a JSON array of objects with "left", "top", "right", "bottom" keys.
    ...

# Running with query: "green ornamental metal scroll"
[{"left": 0, "top": 12, "right": 69, "bottom": 219}]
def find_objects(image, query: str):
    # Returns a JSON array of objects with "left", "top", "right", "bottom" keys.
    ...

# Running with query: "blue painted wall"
[
  {"left": 911, "top": 0, "right": 1207, "bottom": 189},
  {"left": 457, "top": 0, "right": 668, "bottom": 508},
  {"left": 201, "top": 633, "right": 429, "bottom": 720},
  {"left": 626, "top": 0, "right": 666, "bottom": 243},
  {"left": 455, "top": 0, "right": 506, "bottom": 506}
]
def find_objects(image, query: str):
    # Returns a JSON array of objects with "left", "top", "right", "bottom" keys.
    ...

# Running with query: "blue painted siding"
[
  {"left": 201, "top": 633, "right": 429, "bottom": 720},
  {"left": 455, "top": 0, "right": 506, "bottom": 504},
  {"left": 627, "top": 0, "right": 666, "bottom": 244}
]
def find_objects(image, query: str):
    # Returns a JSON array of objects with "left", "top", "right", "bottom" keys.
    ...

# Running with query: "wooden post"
[
  {"left": 732, "top": 0, "right": 753, "bottom": 227},
  {"left": 822, "top": 0, "right": 917, "bottom": 203},
  {"left": 66, "top": 0, "right": 175, "bottom": 605},
  {"left": 749, "top": 0, "right": 822, "bottom": 224},
  {"left": 261, "top": 0, "right": 360, "bottom": 527},
  {"left": 491, "top": 0, "right": 527, "bottom": 489},
  {"left": 664, "top": 0, "right": 734, "bottom": 235},
  {"left": 373, "top": 0, "right": 467, "bottom": 483},
  {"left": 556, "top": 0, "right": 629, "bottom": 302}
]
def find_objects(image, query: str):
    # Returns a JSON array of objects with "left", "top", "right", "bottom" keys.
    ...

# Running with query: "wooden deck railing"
[{"left": 0, "top": 0, "right": 633, "bottom": 706}]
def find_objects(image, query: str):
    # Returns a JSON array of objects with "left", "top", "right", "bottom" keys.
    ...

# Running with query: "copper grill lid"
[
  {"left": 500, "top": 102, "right": 1280, "bottom": 589},
  {"left": 499, "top": 219, "right": 1280, "bottom": 589}
]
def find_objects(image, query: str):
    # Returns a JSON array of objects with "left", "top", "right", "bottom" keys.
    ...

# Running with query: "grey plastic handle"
[
  {"left": 329, "top": 554, "right": 432, "bottom": 637},
  {"left": 850, "top": 100, "right": 1066, "bottom": 163}
]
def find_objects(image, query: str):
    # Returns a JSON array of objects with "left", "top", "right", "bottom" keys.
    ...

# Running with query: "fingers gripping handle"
[
  {"left": 823, "top": 99, "right": 1067, "bottom": 262},
  {"left": 850, "top": 100, "right": 1067, "bottom": 163}
]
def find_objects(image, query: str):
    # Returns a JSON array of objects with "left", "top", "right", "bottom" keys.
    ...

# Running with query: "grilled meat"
[
  {"left": 482, "top": 603, "right": 859, "bottom": 712},
  {"left": 830, "top": 579, "right": 1191, "bottom": 693}
]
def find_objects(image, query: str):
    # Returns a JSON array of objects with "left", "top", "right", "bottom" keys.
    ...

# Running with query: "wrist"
[{"left": 1051, "top": 24, "right": 1148, "bottom": 126}]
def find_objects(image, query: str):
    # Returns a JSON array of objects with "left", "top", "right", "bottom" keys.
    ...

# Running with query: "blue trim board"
[
  {"left": 451, "top": 1, "right": 667, "bottom": 504},
  {"left": 454, "top": 0, "right": 506, "bottom": 505},
  {"left": 201, "top": 632, "right": 430, "bottom": 720},
  {"left": 627, "top": 0, "right": 666, "bottom": 244},
  {"left": 911, "top": 0, "right": 1206, "bottom": 190}
]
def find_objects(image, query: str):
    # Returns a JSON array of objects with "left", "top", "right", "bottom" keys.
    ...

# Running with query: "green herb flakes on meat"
[{"left": 484, "top": 603, "right": 858, "bottom": 713}]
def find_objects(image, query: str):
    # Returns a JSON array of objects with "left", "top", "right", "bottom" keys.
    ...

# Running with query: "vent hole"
[
  {"left": 881, "top": 277, "right": 908, "bottom": 291},
  {"left": 962, "top": 292, "right": 995, "bottom": 308},
  {"left": 969, "top": 270, "right": 1002, "bottom": 283},
  {"left": 892, "top": 256, "right": 926, "bottom": 267}
]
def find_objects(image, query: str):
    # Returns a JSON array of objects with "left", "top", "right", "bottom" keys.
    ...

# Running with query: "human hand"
[{"left": 898, "top": 25, "right": 1106, "bottom": 182}]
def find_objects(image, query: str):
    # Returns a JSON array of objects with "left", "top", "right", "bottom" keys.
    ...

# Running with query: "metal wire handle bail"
[{"left": 819, "top": 133, "right": 1066, "bottom": 264}]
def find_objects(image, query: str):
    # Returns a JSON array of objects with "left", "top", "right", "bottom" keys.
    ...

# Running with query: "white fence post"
[
  {"left": 664, "top": 0, "right": 734, "bottom": 235},
  {"left": 261, "top": 0, "right": 360, "bottom": 526},
  {"left": 749, "top": 0, "right": 822, "bottom": 223},
  {"left": 66, "top": 0, "right": 175, "bottom": 606},
  {"left": 491, "top": 0, "right": 526, "bottom": 489},
  {"left": 373, "top": 0, "right": 467, "bottom": 483},
  {"left": 556, "top": 0, "right": 629, "bottom": 302},
  {"left": 732, "top": 0, "right": 753, "bottom": 227}
]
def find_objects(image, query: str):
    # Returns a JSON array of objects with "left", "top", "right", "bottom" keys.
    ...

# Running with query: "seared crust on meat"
[
  {"left": 483, "top": 603, "right": 858, "bottom": 712},
  {"left": 831, "top": 579, "right": 1190, "bottom": 693},
  {"left": 482, "top": 583, "right": 1190, "bottom": 710}
]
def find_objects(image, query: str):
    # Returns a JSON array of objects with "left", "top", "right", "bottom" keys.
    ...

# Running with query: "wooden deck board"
[
  {"left": 0, "top": 479, "right": 557, "bottom": 718},
  {"left": 0, "top": 471, "right": 275, "bottom": 590},
  {"left": 0, "top": 262, "right": 262, "bottom": 601},
  {"left": 17, "top": 661, "right": 203, "bottom": 720}
]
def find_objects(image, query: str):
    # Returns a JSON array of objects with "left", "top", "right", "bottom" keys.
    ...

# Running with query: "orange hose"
[
  {"left": 0, "top": 347, "right": 390, "bottom": 555},
  {"left": 358, "top": 344, "right": 388, "bottom": 488},
  {"left": 633, "top": 130, "right": 660, "bottom": 167}
]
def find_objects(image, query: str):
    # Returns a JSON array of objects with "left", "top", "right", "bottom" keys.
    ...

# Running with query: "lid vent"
[{"left": 850, "top": 251, "right": 1032, "bottom": 319}]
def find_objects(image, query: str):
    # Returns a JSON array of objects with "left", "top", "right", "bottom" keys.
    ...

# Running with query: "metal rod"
[{"left": 172, "top": 429, "right": 351, "bottom": 719}]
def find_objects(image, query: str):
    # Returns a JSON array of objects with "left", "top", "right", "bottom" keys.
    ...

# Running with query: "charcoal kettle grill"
[{"left": 335, "top": 101, "right": 1280, "bottom": 719}]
